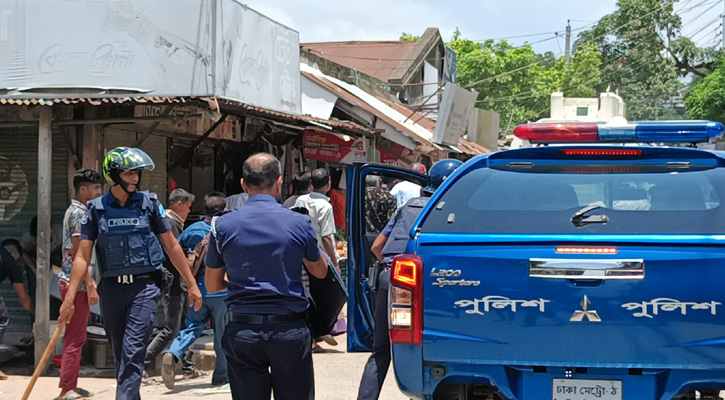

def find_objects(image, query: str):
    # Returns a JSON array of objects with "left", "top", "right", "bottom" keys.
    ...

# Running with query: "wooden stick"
[{"left": 21, "top": 323, "right": 64, "bottom": 400}]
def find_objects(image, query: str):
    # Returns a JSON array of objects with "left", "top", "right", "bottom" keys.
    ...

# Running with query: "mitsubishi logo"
[{"left": 570, "top": 295, "right": 601, "bottom": 322}]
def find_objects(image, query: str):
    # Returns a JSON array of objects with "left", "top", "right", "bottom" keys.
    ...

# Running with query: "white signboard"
[
  {"left": 0, "top": 0, "right": 300, "bottom": 114},
  {"left": 215, "top": 1, "right": 300, "bottom": 114},
  {"left": 432, "top": 82, "right": 479, "bottom": 146}
]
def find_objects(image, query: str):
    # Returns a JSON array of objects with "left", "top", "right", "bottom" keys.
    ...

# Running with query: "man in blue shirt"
[
  {"left": 205, "top": 152, "right": 328, "bottom": 400},
  {"left": 58, "top": 147, "right": 202, "bottom": 400},
  {"left": 161, "top": 191, "right": 229, "bottom": 389}
]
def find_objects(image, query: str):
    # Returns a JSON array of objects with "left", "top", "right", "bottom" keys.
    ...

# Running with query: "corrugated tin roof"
[
  {"left": 379, "top": 98, "right": 490, "bottom": 154},
  {"left": 301, "top": 41, "right": 416, "bottom": 83},
  {"left": 302, "top": 67, "right": 436, "bottom": 147},
  {"left": 219, "top": 100, "right": 378, "bottom": 136},
  {"left": 0, "top": 96, "right": 198, "bottom": 106},
  {"left": 0, "top": 95, "right": 377, "bottom": 136},
  {"left": 302, "top": 65, "right": 487, "bottom": 157}
]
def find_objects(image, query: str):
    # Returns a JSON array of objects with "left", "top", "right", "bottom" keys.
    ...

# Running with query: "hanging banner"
[
  {"left": 376, "top": 144, "right": 415, "bottom": 167},
  {"left": 302, "top": 130, "right": 368, "bottom": 165}
]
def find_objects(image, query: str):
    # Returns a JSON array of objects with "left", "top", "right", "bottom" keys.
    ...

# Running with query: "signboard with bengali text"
[{"left": 303, "top": 130, "right": 368, "bottom": 165}]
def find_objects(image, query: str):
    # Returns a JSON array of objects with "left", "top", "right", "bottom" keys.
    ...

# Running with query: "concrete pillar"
[{"left": 34, "top": 106, "right": 52, "bottom": 372}]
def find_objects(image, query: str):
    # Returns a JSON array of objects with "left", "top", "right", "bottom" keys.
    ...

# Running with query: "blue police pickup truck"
[{"left": 346, "top": 120, "right": 725, "bottom": 400}]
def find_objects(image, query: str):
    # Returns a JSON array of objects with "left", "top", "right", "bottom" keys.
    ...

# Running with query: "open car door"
[{"left": 345, "top": 162, "right": 428, "bottom": 351}]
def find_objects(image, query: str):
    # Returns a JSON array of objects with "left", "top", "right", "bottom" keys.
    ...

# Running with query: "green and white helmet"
[{"left": 102, "top": 147, "right": 155, "bottom": 189}]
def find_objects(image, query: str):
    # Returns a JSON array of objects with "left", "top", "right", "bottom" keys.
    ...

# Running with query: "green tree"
[
  {"left": 577, "top": 0, "right": 721, "bottom": 120},
  {"left": 561, "top": 43, "right": 602, "bottom": 98},
  {"left": 576, "top": 0, "right": 681, "bottom": 120},
  {"left": 448, "top": 37, "right": 601, "bottom": 131},
  {"left": 399, "top": 32, "right": 419, "bottom": 41},
  {"left": 686, "top": 58, "right": 725, "bottom": 123}
]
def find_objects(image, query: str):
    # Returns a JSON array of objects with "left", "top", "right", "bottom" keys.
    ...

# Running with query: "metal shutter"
[{"left": 0, "top": 127, "right": 69, "bottom": 334}]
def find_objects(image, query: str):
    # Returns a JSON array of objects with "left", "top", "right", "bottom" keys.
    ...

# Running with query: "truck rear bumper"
[{"left": 396, "top": 360, "right": 725, "bottom": 400}]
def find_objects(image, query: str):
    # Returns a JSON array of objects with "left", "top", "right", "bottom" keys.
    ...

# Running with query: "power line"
[
  {"left": 472, "top": 19, "right": 598, "bottom": 43},
  {"left": 479, "top": 36, "right": 691, "bottom": 108},
  {"left": 683, "top": 16, "right": 720, "bottom": 39},
  {"left": 555, "top": 34, "right": 563, "bottom": 54},
  {"left": 675, "top": 0, "right": 714, "bottom": 15},
  {"left": 682, "top": 1, "right": 720, "bottom": 37},
  {"left": 475, "top": 7, "right": 719, "bottom": 107},
  {"left": 474, "top": 30, "right": 561, "bottom": 41},
  {"left": 408, "top": 0, "right": 714, "bottom": 122},
  {"left": 691, "top": 23, "right": 721, "bottom": 43},
  {"left": 682, "top": 0, "right": 720, "bottom": 18},
  {"left": 462, "top": 0, "right": 712, "bottom": 90}
]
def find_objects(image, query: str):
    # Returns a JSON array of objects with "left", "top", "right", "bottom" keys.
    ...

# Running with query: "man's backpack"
[{"left": 184, "top": 233, "right": 210, "bottom": 289}]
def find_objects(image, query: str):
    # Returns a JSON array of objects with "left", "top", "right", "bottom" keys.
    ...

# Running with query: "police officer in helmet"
[
  {"left": 356, "top": 158, "right": 463, "bottom": 400},
  {"left": 59, "top": 147, "right": 202, "bottom": 400}
]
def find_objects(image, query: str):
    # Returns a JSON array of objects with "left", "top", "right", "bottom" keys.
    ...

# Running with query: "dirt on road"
[{"left": 1, "top": 334, "right": 408, "bottom": 400}]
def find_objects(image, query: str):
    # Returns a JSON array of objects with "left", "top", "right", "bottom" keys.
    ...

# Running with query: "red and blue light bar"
[{"left": 513, "top": 120, "right": 725, "bottom": 144}]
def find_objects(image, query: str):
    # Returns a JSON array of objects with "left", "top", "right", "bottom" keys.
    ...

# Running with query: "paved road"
[{"left": 2, "top": 333, "right": 409, "bottom": 400}]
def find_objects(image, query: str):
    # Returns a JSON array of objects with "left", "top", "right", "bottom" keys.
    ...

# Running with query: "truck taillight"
[{"left": 389, "top": 254, "right": 423, "bottom": 345}]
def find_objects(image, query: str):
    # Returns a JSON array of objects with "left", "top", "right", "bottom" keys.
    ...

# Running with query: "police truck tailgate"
[{"left": 418, "top": 238, "right": 725, "bottom": 368}]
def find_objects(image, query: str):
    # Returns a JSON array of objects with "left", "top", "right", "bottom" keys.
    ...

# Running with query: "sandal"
[
  {"left": 182, "top": 369, "right": 207, "bottom": 380},
  {"left": 53, "top": 391, "right": 84, "bottom": 400},
  {"left": 75, "top": 388, "right": 93, "bottom": 397}
]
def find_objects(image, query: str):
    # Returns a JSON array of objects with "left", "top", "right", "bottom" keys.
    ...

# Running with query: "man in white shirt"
[
  {"left": 293, "top": 168, "right": 341, "bottom": 274},
  {"left": 390, "top": 162, "right": 427, "bottom": 209}
]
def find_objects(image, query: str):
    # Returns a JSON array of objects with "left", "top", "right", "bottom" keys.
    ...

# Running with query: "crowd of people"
[{"left": 0, "top": 143, "right": 461, "bottom": 400}]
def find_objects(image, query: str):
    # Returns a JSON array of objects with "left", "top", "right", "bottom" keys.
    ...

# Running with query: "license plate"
[{"left": 552, "top": 379, "right": 622, "bottom": 400}]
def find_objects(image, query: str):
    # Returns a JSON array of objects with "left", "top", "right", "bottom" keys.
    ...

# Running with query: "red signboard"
[
  {"left": 377, "top": 145, "right": 415, "bottom": 168},
  {"left": 303, "top": 130, "right": 416, "bottom": 167},
  {"left": 303, "top": 130, "right": 368, "bottom": 164}
]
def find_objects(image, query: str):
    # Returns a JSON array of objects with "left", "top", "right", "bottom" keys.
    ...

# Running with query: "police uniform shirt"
[
  {"left": 205, "top": 194, "right": 321, "bottom": 315},
  {"left": 380, "top": 197, "right": 429, "bottom": 263},
  {"left": 81, "top": 191, "right": 171, "bottom": 273}
]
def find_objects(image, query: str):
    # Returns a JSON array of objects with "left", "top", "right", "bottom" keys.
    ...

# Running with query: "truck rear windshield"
[{"left": 421, "top": 166, "right": 725, "bottom": 234}]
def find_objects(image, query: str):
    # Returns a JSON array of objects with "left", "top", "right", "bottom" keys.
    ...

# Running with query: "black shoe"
[
  {"left": 211, "top": 377, "right": 229, "bottom": 386},
  {"left": 161, "top": 353, "right": 177, "bottom": 390}
]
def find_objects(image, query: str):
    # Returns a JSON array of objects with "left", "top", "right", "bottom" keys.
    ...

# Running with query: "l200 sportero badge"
[
  {"left": 430, "top": 268, "right": 481, "bottom": 287},
  {"left": 570, "top": 295, "right": 601, "bottom": 322}
]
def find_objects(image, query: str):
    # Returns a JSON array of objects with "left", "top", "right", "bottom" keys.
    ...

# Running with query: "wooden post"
[
  {"left": 81, "top": 105, "right": 102, "bottom": 171},
  {"left": 369, "top": 134, "right": 377, "bottom": 163},
  {"left": 34, "top": 106, "right": 52, "bottom": 372}
]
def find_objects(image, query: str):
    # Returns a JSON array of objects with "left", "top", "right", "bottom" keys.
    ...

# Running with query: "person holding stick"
[{"left": 58, "top": 147, "right": 201, "bottom": 400}]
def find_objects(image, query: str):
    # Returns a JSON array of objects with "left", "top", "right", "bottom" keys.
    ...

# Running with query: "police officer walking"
[
  {"left": 204, "top": 152, "right": 328, "bottom": 400},
  {"left": 357, "top": 159, "right": 462, "bottom": 400},
  {"left": 58, "top": 147, "right": 202, "bottom": 400}
]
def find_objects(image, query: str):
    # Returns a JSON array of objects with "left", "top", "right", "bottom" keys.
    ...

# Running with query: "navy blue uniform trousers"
[
  {"left": 99, "top": 277, "right": 160, "bottom": 400},
  {"left": 357, "top": 269, "right": 391, "bottom": 400},
  {"left": 222, "top": 318, "right": 314, "bottom": 400}
]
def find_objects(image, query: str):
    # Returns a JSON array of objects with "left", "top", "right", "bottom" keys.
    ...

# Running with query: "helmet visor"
[{"left": 117, "top": 148, "right": 155, "bottom": 171}]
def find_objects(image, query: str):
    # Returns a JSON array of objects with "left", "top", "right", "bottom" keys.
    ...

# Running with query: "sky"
[{"left": 245, "top": 0, "right": 724, "bottom": 56}]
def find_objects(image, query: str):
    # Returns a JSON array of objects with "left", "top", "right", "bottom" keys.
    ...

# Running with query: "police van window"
[{"left": 421, "top": 167, "right": 725, "bottom": 235}]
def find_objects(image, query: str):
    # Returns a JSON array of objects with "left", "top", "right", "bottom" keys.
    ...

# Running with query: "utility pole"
[
  {"left": 565, "top": 20, "right": 571, "bottom": 67},
  {"left": 722, "top": 0, "right": 724, "bottom": 50}
]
